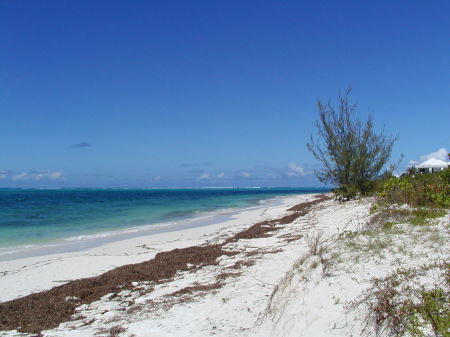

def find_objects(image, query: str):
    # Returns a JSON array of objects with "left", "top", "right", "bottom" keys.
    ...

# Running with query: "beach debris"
[{"left": 0, "top": 194, "right": 330, "bottom": 334}]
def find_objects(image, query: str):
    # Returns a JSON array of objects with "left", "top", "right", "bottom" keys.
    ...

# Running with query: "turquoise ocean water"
[{"left": 0, "top": 188, "right": 327, "bottom": 259}]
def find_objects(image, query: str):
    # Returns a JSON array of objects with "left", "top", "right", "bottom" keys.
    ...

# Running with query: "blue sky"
[{"left": 1, "top": 1, "right": 449, "bottom": 188}]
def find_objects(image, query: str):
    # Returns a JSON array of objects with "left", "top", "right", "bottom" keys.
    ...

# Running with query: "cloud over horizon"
[
  {"left": 287, "top": 162, "right": 310, "bottom": 176},
  {"left": 199, "top": 173, "right": 211, "bottom": 179},
  {"left": 199, "top": 172, "right": 226, "bottom": 179},
  {"left": 12, "top": 171, "right": 64, "bottom": 181},
  {"left": 419, "top": 147, "right": 448, "bottom": 162},
  {"left": 409, "top": 147, "right": 449, "bottom": 166}
]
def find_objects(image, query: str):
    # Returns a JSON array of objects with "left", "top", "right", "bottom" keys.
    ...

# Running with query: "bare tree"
[{"left": 307, "top": 88, "right": 397, "bottom": 198}]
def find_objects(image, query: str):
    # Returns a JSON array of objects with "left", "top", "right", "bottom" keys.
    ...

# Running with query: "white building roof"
[{"left": 416, "top": 158, "right": 449, "bottom": 168}]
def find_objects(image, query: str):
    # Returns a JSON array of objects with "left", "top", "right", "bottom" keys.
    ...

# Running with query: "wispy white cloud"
[
  {"left": 241, "top": 172, "right": 251, "bottom": 178},
  {"left": 419, "top": 147, "right": 448, "bottom": 162},
  {"left": 266, "top": 173, "right": 280, "bottom": 179},
  {"left": 199, "top": 172, "right": 226, "bottom": 179},
  {"left": 12, "top": 171, "right": 64, "bottom": 181},
  {"left": 154, "top": 176, "right": 161, "bottom": 181},
  {"left": 287, "top": 162, "right": 309, "bottom": 176},
  {"left": 0, "top": 170, "right": 8, "bottom": 179}
]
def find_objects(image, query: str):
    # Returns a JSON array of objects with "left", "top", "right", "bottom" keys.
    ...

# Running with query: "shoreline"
[
  {"left": 0, "top": 193, "right": 447, "bottom": 337},
  {"left": 0, "top": 194, "right": 331, "bottom": 333},
  {"left": 0, "top": 195, "right": 286, "bottom": 262},
  {"left": 0, "top": 193, "right": 316, "bottom": 303}
]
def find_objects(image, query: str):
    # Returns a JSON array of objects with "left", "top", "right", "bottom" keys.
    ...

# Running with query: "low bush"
[
  {"left": 347, "top": 262, "right": 450, "bottom": 337},
  {"left": 369, "top": 208, "right": 446, "bottom": 230},
  {"left": 306, "top": 231, "right": 326, "bottom": 256},
  {"left": 409, "top": 208, "right": 447, "bottom": 226},
  {"left": 375, "top": 169, "right": 450, "bottom": 208}
]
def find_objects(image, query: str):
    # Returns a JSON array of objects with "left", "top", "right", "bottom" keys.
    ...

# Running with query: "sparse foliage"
[
  {"left": 306, "top": 231, "right": 326, "bottom": 256},
  {"left": 305, "top": 231, "right": 332, "bottom": 277},
  {"left": 347, "top": 262, "right": 450, "bottom": 337},
  {"left": 307, "top": 88, "right": 397, "bottom": 199}
]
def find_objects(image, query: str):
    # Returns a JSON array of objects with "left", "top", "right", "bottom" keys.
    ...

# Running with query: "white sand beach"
[{"left": 0, "top": 193, "right": 448, "bottom": 337}]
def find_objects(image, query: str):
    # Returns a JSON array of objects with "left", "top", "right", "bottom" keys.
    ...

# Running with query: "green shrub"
[
  {"left": 333, "top": 184, "right": 360, "bottom": 200},
  {"left": 376, "top": 169, "right": 450, "bottom": 208},
  {"left": 409, "top": 208, "right": 446, "bottom": 226},
  {"left": 369, "top": 207, "right": 446, "bottom": 230},
  {"left": 406, "top": 288, "right": 450, "bottom": 337}
]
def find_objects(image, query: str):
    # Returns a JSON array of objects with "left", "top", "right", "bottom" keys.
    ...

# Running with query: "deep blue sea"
[{"left": 0, "top": 188, "right": 327, "bottom": 259}]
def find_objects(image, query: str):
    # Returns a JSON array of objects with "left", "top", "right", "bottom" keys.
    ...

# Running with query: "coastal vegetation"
[
  {"left": 375, "top": 168, "right": 450, "bottom": 208},
  {"left": 304, "top": 89, "right": 449, "bottom": 336},
  {"left": 306, "top": 89, "right": 449, "bottom": 336},
  {"left": 342, "top": 165, "right": 449, "bottom": 336},
  {"left": 349, "top": 262, "right": 449, "bottom": 337},
  {"left": 307, "top": 87, "right": 398, "bottom": 200}
]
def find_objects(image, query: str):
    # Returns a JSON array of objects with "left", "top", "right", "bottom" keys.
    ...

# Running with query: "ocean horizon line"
[{"left": 0, "top": 186, "right": 330, "bottom": 191}]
